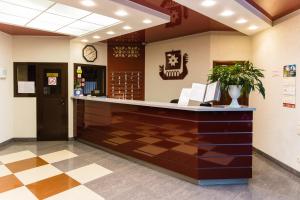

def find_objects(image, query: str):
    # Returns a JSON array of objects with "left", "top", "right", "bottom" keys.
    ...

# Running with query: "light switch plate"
[{"left": 0, "top": 68, "right": 7, "bottom": 79}]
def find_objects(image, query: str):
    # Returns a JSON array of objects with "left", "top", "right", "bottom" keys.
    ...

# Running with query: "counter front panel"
[{"left": 74, "top": 98, "right": 253, "bottom": 183}]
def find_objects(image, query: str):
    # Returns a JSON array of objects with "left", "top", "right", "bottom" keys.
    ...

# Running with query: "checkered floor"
[{"left": 0, "top": 150, "right": 112, "bottom": 200}]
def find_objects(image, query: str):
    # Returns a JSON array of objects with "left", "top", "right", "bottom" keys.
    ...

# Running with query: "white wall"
[
  {"left": 0, "top": 31, "right": 13, "bottom": 143},
  {"left": 251, "top": 14, "right": 300, "bottom": 171},
  {"left": 145, "top": 32, "right": 251, "bottom": 102},
  {"left": 11, "top": 36, "right": 107, "bottom": 138}
]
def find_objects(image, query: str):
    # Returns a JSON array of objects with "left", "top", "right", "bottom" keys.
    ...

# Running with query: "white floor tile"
[
  {"left": 0, "top": 165, "right": 12, "bottom": 177},
  {"left": 66, "top": 163, "right": 112, "bottom": 184},
  {"left": 45, "top": 185, "right": 105, "bottom": 200},
  {"left": 0, "top": 186, "right": 38, "bottom": 200},
  {"left": 15, "top": 164, "right": 62, "bottom": 185},
  {"left": 0, "top": 151, "right": 36, "bottom": 164},
  {"left": 40, "top": 150, "right": 78, "bottom": 163}
]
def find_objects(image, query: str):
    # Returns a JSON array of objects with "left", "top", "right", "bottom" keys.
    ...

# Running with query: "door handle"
[{"left": 60, "top": 99, "right": 65, "bottom": 105}]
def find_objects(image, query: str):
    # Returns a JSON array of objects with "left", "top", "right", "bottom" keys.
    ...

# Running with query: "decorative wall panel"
[
  {"left": 107, "top": 31, "right": 145, "bottom": 100},
  {"left": 109, "top": 71, "right": 143, "bottom": 100}
]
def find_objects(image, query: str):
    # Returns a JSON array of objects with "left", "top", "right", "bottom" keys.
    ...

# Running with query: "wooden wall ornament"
[
  {"left": 112, "top": 46, "right": 141, "bottom": 58},
  {"left": 83, "top": 45, "right": 97, "bottom": 62},
  {"left": 161, "top": 0, "right": 188, "bottom": 28},
  {"left": 159, "top": 50, "right": 188, "bottom": 80}
]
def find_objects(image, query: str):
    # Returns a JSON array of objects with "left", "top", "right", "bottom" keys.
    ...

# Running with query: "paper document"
[
  {"left": 18, "top": 81, "right": 35, "bottom": 94},
  {"left": 178, "top": 88, "right": 192, "bottom": 106},
  {"left": 204, "top": 82, "right": 221, "bottom": 102},
  {"left": 190, "top": 83, "right": 207, "bottom": 102},
  {"left": 179, "top": 82, "right": 220, "bottom": 104}
]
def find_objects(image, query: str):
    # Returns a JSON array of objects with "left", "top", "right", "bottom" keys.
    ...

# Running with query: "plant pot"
[{"left": 228, "top": 85, "right": 242, "bottom": 108}]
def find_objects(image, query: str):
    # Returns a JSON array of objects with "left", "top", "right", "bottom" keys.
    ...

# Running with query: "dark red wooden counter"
[{"left": 73, "top": 97, "right": 254, "bottom": 185}]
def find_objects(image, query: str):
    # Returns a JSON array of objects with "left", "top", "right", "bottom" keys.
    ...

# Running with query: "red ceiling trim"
[{"left": 128, "top": 0, "right": 170, "bottom": 15}]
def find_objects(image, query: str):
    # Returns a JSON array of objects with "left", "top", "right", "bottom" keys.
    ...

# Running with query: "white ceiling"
[
  {"left": 0, "top": 0, "right": 170, "bottom": 43},
  {"left": 174, "top": 0, "right": 272, "bottom": 35}
]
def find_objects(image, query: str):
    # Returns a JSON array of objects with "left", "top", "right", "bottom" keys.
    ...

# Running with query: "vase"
[{"left": 228, "top": 85, "right": 242, "bottom": 108}]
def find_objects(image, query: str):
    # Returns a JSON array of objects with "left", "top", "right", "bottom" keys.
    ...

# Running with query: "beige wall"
[
  {"left": 145, "top": 32, "right": 251, "bottom": 102},
  {"left": 12, "top": 36, "right": 70, "bottom": 138},
  {"left": 210, "top": 32, "right": 252, "bottom": 62},
  {"left": 145, "top": 33, "right": 211, "bottom": 102},
  {"left": 0, "top": 31, "right": 13, "bottom": 143},
  {"left": 11, "top": 36, "right": 107, "bottom": 138},
  {"left": 250, "top": 14, "right": 300, "bottom": 171}
]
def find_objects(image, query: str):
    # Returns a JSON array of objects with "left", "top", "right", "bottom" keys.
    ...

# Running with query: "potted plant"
[{"left": 208, "top": 61, "right": 265, "bottom": 108}]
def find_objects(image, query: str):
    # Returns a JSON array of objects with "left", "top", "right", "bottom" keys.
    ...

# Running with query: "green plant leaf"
[{"left": 208, "top": 61, "right": 266, "bottom": 99}]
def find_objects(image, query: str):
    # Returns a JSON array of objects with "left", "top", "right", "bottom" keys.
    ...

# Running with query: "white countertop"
[{"left": 72, "top": 96, "right": 255, "bottom": 112}]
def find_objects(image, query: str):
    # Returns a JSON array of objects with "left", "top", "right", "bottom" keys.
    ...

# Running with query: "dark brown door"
[
  {"left": 36, "top": 63, "right": 68, "bottom": 141},
  {"left": 213, "top": 61, "right": 249, "bottom": 106}
]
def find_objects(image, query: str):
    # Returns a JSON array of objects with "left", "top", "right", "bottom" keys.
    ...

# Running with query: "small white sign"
[
  {"left": 283, "top": 64, "right": 296, "bottom": 108},
  {"left": 18, "top": 81, "right": 35, "bottom": 94},
  {"left": 48, "top": 77, "right": 57, "bottom": 86}
]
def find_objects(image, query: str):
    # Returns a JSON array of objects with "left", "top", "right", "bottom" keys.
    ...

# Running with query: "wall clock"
[{"left": 83, "top": 45, "right": 97, "bottom": 62}]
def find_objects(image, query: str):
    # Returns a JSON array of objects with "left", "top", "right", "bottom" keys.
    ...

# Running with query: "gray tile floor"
[{"left": 0, "top": 141, "right": 299, "bottom": 200}]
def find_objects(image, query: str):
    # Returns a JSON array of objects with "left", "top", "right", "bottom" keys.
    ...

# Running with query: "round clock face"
[{"left": 83, "top": 45, "right": 97, "bottom": 62}]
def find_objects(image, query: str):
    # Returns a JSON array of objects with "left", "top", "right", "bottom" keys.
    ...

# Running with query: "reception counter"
[{"left": 73, "top": 96, "right": 255, "bottom": 185}]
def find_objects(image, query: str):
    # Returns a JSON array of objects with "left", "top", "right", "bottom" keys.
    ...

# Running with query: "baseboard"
[
  {"left": 253, "top": 147, "right": 300, "bottom": 177},
  {"left": 12, "top": 138, "right": 37, "bottom": 142},
  {"left": 0, "top": 138, "right": 13, "bottom": 147},
  {"left": 0, "top": 137, "right": 74, "bottom": 145}
]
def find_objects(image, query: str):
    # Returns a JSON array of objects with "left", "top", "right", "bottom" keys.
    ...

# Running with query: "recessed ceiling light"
[
  {"left": 115, "top": 10, "right": 128, "bottom": 17},
  {"left": 123, "top": 25, "right": 132, "bottom": 30},
  {"left": 248, "top": 25, "right": 258, "bottom": 30},
  {"left": 143, "top": 19, "right": 152, "bottom": 24},
  {"left": 201, "top": 0, "right": 216, "bottom": 7},
  {"left": 220, "top": 10, "right": 234, "bottom": 17},
  {"left": 106, "top": 31, "right": 115, "bottom": 35},
  {"left": 236, "top": 18, "right": 248, "bottom": 24},
  {"left": 81, "top": 39, "right": 89, "bottom": 43},
  {"left": 80, "top": 0, "right": 95, "bottom": 7},
  {"left": 93, "top": 35, "right": 101, "bottom": 39}
]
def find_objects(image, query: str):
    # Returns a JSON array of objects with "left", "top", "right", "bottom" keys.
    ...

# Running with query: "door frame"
[{"left": 36, "top": 62, "right": 69, "bottom": 141}]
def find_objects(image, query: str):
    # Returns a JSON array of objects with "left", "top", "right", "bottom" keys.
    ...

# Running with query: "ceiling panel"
[
  {"left": 174, "top": 0, "right": 271, "bottom": 35},
  {"left": 0, "top": 0, "right": 169, "bottom": 42},
  {"left": 0, "top": 23, "right": 66, "bottom": 36},
  {"left": 129, "top": 0, "right": 235, "bottom": 43},
  {"left": 1, "top": 0, "right": 54, "bottom": 11},
  {"left": 245, "top": 0, "right": 300, "bottom": 20}
]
